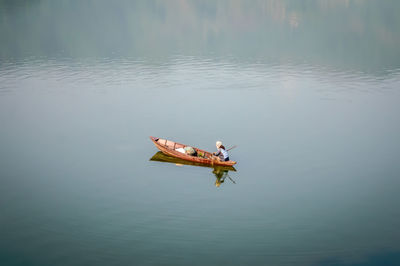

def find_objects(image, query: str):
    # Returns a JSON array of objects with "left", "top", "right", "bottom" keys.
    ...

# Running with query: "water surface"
[{"left": 1, "top": 1, "right": 400, "bottom": 265}]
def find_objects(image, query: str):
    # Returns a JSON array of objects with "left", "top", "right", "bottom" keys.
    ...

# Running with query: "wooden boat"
[
  {"left": 150, "top": 136, "right": 237, "bottom": 167},
  {"left": 150, "top": 151, "right": 237, "bottom": 172}
]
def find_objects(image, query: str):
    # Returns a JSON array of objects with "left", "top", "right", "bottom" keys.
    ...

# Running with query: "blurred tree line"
[{"left": 0, "top": 0, "right": 399, "bottom": 72}]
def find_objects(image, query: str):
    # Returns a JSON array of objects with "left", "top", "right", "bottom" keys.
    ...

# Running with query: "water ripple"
[{"left": 0, "top": 56, "right": 399, "bottom": 97}]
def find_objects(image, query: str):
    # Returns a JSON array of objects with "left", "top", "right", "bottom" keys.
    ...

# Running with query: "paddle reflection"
[{"left": 150, "top": 152, "right": 237, "bottom": 187}]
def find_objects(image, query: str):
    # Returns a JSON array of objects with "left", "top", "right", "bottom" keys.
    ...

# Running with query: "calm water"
[{"left": 1, "top": 1, "right": 400, "bottom": 265}]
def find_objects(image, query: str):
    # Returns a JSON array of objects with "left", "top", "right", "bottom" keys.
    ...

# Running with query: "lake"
[{"left": 1, "top": 1, "right": 400, "bottom": 265}]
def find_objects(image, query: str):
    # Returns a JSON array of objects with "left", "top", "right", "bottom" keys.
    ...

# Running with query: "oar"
[
  {"left": 227, "top": 173, "right": 236, "bottom": 184},
  {"left": 226, "top": 145, "right": 237, "bottom": 151}
]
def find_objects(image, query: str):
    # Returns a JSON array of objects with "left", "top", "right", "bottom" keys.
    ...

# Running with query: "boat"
[{"left": 150, "top": 136, "right": 237, "bottom": 167}]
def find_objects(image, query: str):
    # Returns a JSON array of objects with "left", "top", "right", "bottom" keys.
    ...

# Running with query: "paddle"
[
  {"left": 226, "top": 145, "right": 237, "bottom": 151},
  {"left": 227, "top": 173, "right": 236, "bottom": 184}
]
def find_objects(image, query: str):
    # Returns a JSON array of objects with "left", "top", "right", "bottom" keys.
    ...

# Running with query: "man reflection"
[{"left": 213, "top": 168, "right": 228, "bottom": 187}]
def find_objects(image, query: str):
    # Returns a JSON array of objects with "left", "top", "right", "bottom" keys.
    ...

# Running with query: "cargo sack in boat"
[
  {"left": 184, "top": 146, "right": 196, "bottom": 155},
  {"left": 175, "top": 147, "right": 185, "bottom": 154}
]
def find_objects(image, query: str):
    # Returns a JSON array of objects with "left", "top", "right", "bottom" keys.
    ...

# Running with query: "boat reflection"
[{"left": 149, "top": 152, "right": 237, "bottom": 187}]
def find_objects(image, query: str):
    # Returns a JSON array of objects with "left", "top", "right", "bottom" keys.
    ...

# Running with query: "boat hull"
[{"left": 150, "top": 136, "right": 237, "bottom": 167}]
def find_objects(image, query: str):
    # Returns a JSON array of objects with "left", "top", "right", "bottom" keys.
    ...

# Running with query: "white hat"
[{"left": 216, "top": 141, "right": 222, "bottom": 148}]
